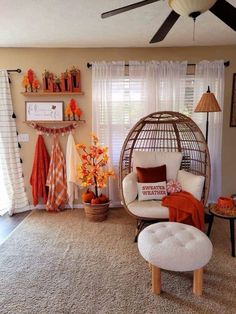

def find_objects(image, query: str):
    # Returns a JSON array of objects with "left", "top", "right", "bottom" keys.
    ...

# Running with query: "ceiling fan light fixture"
[{"left": 168, "top": 0, "right": 217, "bottom": 17}]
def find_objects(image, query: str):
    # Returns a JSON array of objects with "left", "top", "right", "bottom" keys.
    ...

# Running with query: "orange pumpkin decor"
[
  {"left": 91, "top": 197, "right": 101, "bottom": 205},
  {"left": 217, "top": 196, "right": 234, "bottom": 208},
  {"left": 99, "top": 194, "right": 109, "bottom": 204},
  {"left": 82, "top": 189, "right": 95, "bottom": 203}
]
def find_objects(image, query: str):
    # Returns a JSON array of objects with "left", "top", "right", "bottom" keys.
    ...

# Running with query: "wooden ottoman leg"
[
  {"left": 193, "top": 268, "right": 203, "bottom": 296},
  {"left": 148, "top": 262, "right": 152, "bottom": 271},
  {"left": 152, "top": 265, "right": 161, "bottom": 294}
]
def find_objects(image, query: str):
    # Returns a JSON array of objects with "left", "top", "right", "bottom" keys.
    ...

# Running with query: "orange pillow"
[{"left": 136, "top": 165, "right": 167, "bottom": 183}]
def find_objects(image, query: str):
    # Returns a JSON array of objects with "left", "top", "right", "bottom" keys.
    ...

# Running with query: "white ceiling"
[{"left": 0, "top": 0, "right": 236, "bottom": 48}]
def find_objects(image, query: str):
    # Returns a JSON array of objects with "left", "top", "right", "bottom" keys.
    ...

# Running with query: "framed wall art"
[
  {"left": 25, "top": 101, "right": 64, "bottom": 121},
  {"left": 230, "top": 73, "right": 236, "bottom": 127}
]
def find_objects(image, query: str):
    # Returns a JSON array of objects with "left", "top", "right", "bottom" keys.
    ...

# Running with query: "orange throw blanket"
[
  {"left": 162, "top": 191, "right": 204, "bottom": 231},
  {"left": 30, "top": 135, "right": 50, "bottom": 206}
]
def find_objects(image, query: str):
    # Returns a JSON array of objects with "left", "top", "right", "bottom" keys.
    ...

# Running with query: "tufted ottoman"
[{"left": 138, "top": 222, "right": 213, "bottom": 296}]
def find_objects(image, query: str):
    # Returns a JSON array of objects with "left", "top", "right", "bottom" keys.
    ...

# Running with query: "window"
[
  {"left": 98, "top": 77, "right": 145, "bottom": 168},
  {"left": 99, "top": 74, "right": 196, "bottom": 162}
]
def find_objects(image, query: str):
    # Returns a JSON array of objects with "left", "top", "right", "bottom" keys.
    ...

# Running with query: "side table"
[{"left": 207, "top": 204, "right": 236, "bottom": 257}]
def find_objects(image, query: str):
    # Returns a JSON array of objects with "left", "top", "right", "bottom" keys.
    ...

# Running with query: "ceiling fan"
[{"left": 101, "top": 0, "right": 236, "bottom": 43}]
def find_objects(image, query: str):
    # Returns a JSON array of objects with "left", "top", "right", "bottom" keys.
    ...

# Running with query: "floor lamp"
[
  {"left": 194, "top": 86, "right": 221, "bottom": 223},
  {"left": 194, "top": 86, "right": 221, "bottom": 143}
]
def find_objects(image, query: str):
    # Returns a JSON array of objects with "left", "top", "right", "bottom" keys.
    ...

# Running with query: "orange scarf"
[{"left": 162, "top": 191, "right": 204, "bottom": 231}]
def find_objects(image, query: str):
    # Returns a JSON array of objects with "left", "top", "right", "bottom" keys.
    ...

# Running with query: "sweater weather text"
[{"left": 141, "top": 185, "right": 166, "bottom": 195}]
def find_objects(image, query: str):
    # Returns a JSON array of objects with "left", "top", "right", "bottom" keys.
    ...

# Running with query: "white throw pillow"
[
  {"left": 177, "top": 170, "right": 205, "bottom": 201},
  {"left": 133, "top": 151, "right": 182, "bottom": 181},
  {"left": 137, "top": 181, "right": 167, "bottom": 201},
  {"left": 122, "top": 172, "right": 138, "bottom": 205}
]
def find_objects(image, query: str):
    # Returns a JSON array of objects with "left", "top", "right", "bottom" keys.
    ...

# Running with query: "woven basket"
[{"left": 83, "top": 202, "right": 109, "bottom": 222}]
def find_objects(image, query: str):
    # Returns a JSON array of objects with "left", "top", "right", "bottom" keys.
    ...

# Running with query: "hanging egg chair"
[{"left": 119, "top": 111, "right": 210, "bottom": 239}]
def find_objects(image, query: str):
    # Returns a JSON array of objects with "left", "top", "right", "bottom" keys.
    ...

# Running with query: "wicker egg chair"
[{"left": 119, "top": 111, "right": 211, "bottom": 240}]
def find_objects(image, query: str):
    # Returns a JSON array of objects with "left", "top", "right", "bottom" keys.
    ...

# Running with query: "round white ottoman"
[{"left": 138, "top": 222, "right": 213, "bottom": 295}]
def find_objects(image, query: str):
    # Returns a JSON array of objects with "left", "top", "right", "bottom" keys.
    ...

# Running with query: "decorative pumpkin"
[
  {"left": 98, "top": 193, "right": 109, "bottom": 204},
  {"left": 91, "top": 197, "right": 101, "bottom": 205},
  {"left": 82, "top": 189, "right": 95, "bottom": 203},
  {"left": 217, "top": 197, "right": 234, "bottom": 208}
]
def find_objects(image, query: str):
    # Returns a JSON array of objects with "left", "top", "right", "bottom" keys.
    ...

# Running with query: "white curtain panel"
[
  {"left": 92, "top": 61, "right": 126, "bottom": 204},
  {"left": 128, "top": 61, "right": 147, "bottom": 121},
  {"left": 92, "top": 61, "right": 188, "bottom": 204},
  {"left": 192, "top": 60, "right": 225, "bottom": 202},
  {"left": 0, "top": 70, "right": 29, "bottom": 215},
  {"left": 129, "top": 60, "right": 188, "bottom": 114}
]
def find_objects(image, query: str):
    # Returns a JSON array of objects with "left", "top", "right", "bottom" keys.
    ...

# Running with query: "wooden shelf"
[
  {"left": 21, "top": 91, "right": 84, "bottom": 96},
  {"left": 24, "top": 120, "right": 85, "bottom": 125}
]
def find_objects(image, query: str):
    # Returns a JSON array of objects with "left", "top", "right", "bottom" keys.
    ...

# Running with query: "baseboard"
[{"left": 29, "top": 202, "right": 122, "bottom": 210}]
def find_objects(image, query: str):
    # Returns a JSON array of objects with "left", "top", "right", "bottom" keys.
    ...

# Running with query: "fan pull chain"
[{"left": 193, "top": 18, "right": 196, "bottom": 41}]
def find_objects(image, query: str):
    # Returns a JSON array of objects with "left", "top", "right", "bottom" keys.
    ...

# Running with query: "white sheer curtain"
[
  {"left": 92, "top": 61, "right": 126, "bottom": 204},
  {"left": 129, "top": 61, "right": 187, "bottom": 114},
  {"left": 0, "top": 70, "right": 29, "bottom": 215},
  {"left": 192, "top": 60, "right": 225, "bottom": 202},
  {"left": 92, "top": 61, "right": 187, "bottom": 204}
]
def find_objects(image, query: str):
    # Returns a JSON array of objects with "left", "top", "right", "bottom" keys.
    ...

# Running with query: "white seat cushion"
[
  {"left": 127, "top": 200, "right": 169, "bottom": 219},
  {"left": 133, "top": 151, "right": 182, "bottom": 181},
  {"left": 138, "top": 222, "right": 213, "bottom": 271}
]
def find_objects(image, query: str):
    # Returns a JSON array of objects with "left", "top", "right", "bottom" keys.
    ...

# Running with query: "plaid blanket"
[{"left": 46, "top": 136, "right": 67, "bottom": 211}]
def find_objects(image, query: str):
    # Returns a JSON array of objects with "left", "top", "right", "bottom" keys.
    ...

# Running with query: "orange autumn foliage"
[{"left": 76, "top": 134, "right": 115, "bottom": 200}]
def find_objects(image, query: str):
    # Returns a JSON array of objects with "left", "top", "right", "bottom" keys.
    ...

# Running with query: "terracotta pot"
[
  {"left": 83, "top": 202, "right": 110, "bottom": 222},
  {"left": 217, "top": 197, "right": 234, "bottom": 208}
]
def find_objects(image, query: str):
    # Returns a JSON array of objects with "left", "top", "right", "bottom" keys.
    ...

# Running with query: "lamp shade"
[
  {"left": 194, "top": 87, "right": 221, "bottom": 113},
  {"left": 168, "top": 0, "right": 217, "bottom": 16}
]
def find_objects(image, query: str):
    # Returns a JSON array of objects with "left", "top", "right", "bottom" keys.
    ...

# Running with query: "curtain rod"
[
  {"left": 7, "top": 69, "right": 22, "bottom": 73},
  {"left": 87, "top": 61, "right": 230, "bottom": 68}
]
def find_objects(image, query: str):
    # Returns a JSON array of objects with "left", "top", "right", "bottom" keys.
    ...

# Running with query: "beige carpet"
[{"left": 0, "top": 208, "right": 235, "bottom": 314}]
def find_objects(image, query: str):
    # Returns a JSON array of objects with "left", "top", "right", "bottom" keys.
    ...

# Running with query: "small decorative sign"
[{"left": 25, "top": 101, "right": 64, "bottom": 121}]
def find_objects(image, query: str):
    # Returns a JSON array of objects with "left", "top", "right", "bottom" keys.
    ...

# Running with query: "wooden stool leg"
[
  {"left": 151, "top": 265, "right": 161, "bottom": 294},
  {"left": 193, "top": 268, "right": 203, "bottom": 296}
]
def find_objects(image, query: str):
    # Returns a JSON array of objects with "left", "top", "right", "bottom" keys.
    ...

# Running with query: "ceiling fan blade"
[
  {"left": 101, "top": 0, "right": 160, "bottom": 19},
  {"left": 210, "top": 0, "right": 236, "bottom": 31},
  {"left": 150, "top": 11, "right": 180, "bottom": 43}
]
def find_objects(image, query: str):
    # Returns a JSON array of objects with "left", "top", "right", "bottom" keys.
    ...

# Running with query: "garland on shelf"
[{"left": 28, "top": 122, "right": 78, "bottom": 135}]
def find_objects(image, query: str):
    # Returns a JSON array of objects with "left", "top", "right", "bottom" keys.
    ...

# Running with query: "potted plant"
[
  {"left": 55, "top": 75, "right": 62, "bottom": 92},
  {"left": 76, "top": 134, "right": 114, "bottom": 221}
]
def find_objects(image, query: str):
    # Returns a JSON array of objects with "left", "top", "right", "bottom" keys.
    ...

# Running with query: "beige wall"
[{"left": 0, "top": 46, "right": 236, "bottom": 204}]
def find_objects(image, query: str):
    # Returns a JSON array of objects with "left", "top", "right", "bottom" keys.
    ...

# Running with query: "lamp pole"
[
  {"left": 205, "top": 86, "right": 211, "bottom": 143},
  {"left": 206, "top": 111, "right": 209, "bottom": 143}
]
